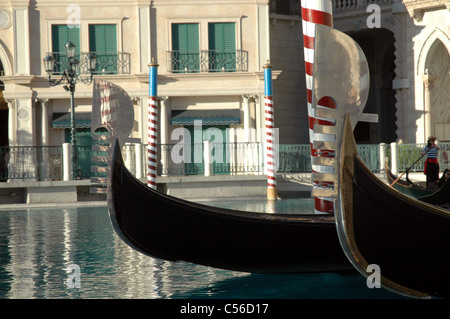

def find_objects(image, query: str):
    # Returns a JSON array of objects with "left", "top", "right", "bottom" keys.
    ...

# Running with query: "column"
[
  {"left": 422, "top": 73, "right": 437, "bottom": 141},
  {"left": 263, "top": 61, "right": 277, "bottom": 200},
  {"left": 12, "top": 6, "right": 30, "bottom": 75},
  {"left": 242, "top": 95, "right": 250, "bottom": 173},
  {"left": 379, "top": 143, "right": 387, "bottom": 173},
  {"left": 390, "top": 142, "right": 398, "bottom": 175},
  {"left": 6, "top": 99, "right": 15, "bottom": 182},
  {"left": 242, "top": 95, "right": 251, "bottom": 143},
  {"left": 38, "top": 98, "right": 50, "bottom": 180},
  {"left": 39, "top": 98, "right": 49, "bottom": 146},
  {"left": 147, "top": 58, "right": 159, "bottom": 189},
  {"left": 6, "top": 99, "right": 16, "bottom": 147},
  {"left": 159, "top": 96, "right": 170, "bottom": 176},
  {"left": 301, "top": 0, "right": 335, "bottom": 215}
]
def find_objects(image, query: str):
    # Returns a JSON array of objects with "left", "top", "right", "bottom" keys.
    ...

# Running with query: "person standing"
[{"left": 423, "top": 136, "right": 440, "bottom": 188}]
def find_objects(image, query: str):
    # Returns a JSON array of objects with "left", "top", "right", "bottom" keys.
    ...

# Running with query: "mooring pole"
[
  {"left": 148, "top": 58, "right": 159, "bottom": 189},
  {"left": 301, "top": 0, "right": 335, "bottom": 214},
  {"left": 263, "top": 61, "right": 277, "bottom": 201}
]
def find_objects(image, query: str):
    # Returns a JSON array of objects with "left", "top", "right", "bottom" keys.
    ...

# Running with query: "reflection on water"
[
  {"left": 0, "top": 204, "right": 404, "bottom": 299},
  {"left": 198, "top": 197, "right": 316, "bottom": 214}
]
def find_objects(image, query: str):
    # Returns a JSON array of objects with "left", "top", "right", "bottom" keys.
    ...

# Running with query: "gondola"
[
  {"left": 384, "top": 160, "right": 434, "bottom": 198},
  {"left": 107, "top": 139, "right": 353, "bottom": 274},
  {"left": 337, "top": 114, "right": 450, "bottom": 298},
  {"left": 418, "top": 178, "right": 450, "bottom": 207}
]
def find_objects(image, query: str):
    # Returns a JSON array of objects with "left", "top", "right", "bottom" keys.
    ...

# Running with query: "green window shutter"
[
  {"left": 89, "top": 24, "right": 117, "bottom": 74},
  {"left": 184, "top": 125, "right": 230, "bottom": 175},
  {"left": 51, "top": 25, "right": 80, "bottom": 73},
  {"left": 208, "top": 23, "right": 236, "bottom": 72},
  {"left": 208, "top": 23, "right": 235, "bottom": 51},
  {"left": 171, "top": 23, "right": 199, "bottom": 72}
]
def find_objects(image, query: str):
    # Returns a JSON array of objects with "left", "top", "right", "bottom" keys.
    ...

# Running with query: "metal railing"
[
  {"left": 333, "top": 0, "right": 392, "bottom": 10},
  {"left": 269, "top": 0, "right": 392, "bottom": 16},
  {"left": 269, "top": 0, "right": 301, "bottom": 16},
  {"left": 47, "top": 51, "right": 131, "bottom": 75},
  {"left": 3, "top": 142, "right": 448, "bottom": 181},
  {"left": 166, "top": 50, "right": 248, "bottom": 73},
  {"left": 0, "top": 146, "right": 62, "bottom": 181}
]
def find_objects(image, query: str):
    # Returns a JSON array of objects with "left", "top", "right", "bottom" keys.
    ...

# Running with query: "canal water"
[{"left": 0, "top": 200, "right": 406, "bottom": 300}]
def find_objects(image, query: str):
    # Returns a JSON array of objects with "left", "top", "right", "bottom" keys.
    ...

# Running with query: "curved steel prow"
[
  {"left": 310, "top": 24, "right": 378, "bottom": 200},
  {"left": 89, "top": 79, "right": 135, "bottom": 194}
]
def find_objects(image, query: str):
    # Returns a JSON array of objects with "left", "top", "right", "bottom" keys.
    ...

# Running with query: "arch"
[
  {"left": 417, "top": 27, "right": 450, "bottom": 75},
  {"left": 0, "top": 42, "right": 12, "bottom": 76}
]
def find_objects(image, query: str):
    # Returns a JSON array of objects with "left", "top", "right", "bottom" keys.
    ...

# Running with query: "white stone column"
[
  {"left": 62, "top": 143, "right": 71, "bottom": 181},
  {"left": 379, "top": 142, "right": 387, "bottom": 173},
  {"left": 422, "top": 73, "right": 438, "bottom": 141},
  {"left": 6, "top": 99, "right": 16, "bottom": 182},
  {"left": 12, "top": 6, "right": 30, "bottom": 75},
  {"left": 242, "top": 95, "right": 250, "bottom": 173},
  {"left": 138, "top": 5, "right": 151, "bottom": 73},
  {"left": 160, "top": 96, "right": 170, "bottom": 175},
  {"left": 40, "top": 98, "right": 49, "bottom": 146},
  {"left": 38, "top": 98, "right": 50, "bottom": 180},
  {"left": 242, "top": 95, "right": 250, "bottom": 143},
  {"left": 135, "top": 142, "right": 143, "bottom": 179},
  {"left": 6, "top": 99, "right": 16, "bottom": 147},
  {"left": 203, "top": 140, "right": 212, "bottom": 177},
  {"left": 390, "top": 142, "right": 398, "bottom": 175}
]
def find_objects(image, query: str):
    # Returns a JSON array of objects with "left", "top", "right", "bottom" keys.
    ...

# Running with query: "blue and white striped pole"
[
  {"left": 148, "top": 58, "right": 159, "bottom": 189},
  {"left": 263, "top": 60, "right": 277, "bottom": 200}
]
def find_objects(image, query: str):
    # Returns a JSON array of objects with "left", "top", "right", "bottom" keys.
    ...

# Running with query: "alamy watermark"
[
  {"left": 66, "top": 4, "right": 81, "bottom": 28},
  {"left": 366, "top": 264, "right": 381, "bottom": 289},
  {"left": 66, "top": 264, "right": 81, "bottom": 289},
  {"left": 366, "top": 4, "right": 381, "bottom": 29}
]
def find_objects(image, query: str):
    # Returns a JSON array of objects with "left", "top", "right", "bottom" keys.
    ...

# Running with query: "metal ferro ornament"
[{"left": 310, "top": 24, "right": 377, "bottom": 199}]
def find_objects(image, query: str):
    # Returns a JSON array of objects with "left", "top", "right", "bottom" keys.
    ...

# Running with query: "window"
[
  {"left": 185, "top": 125, "right": 230, "bottom": 175},
  {"left": 171, "top": 23, "right": 200, "bottom": 73},
  {"left": 169, "top": 22, "right": 244, "bottom": 73},
  {"left": 89, "top": 24, "right": 117, "bottom": 74},
  {"left": 51, "top": 25, "right": 80, "bottom": 73},
  {"left": 208, "top": 23, "right": 236, "bottom": 72}
]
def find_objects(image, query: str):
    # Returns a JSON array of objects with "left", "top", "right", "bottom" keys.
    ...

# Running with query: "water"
[
  {"left": 197, "top": 197, "right": 316, "bottom": 214},
  {"left": 0, "top": 200, "right": 406, "bottom": 300}
]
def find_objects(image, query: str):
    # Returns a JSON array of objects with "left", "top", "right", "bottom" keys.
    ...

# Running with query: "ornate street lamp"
[{"left": 43, "top": 41, "right": 97, "bottom": 180}]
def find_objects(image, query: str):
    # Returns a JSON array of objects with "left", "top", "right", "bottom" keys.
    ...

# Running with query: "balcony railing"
[
  {"left": 334, "top": 0, "right": 392, "bottom": 10},
  {"left": 269, "top": 0, "right": 301, "bottom": 16},
  {"left": 4, "top": 142, "right": 446, "bottom": 181},
  {"left": 167, "top": 50, "right": 248, "bottom": 73},
  {"left": 47, "top": 51, "right": 131, "bottom": 75}
]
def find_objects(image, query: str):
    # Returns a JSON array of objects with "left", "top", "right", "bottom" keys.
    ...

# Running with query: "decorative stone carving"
[
  {"left": 0, "top": 9, "right": 12, "bottom": 30},
  {"left": 403, "top": 0, "right": 448, "bottom": 21}
]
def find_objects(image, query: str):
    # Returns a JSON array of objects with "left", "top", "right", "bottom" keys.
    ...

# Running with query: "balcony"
[
  {"left": 47, "top": 51, "right": 131, "bottom": 75},
  {"left": 269, "top": 0, "right": 393, "bottom": 17},
  {"left": 269, "top": 0, "right": 301, "bottom": 16},
  {"left": 334, "top": 0, "right": 392, "bottom": 10},
  {"left": 166, "top": 50, "right": 248, "bottom": 74}
]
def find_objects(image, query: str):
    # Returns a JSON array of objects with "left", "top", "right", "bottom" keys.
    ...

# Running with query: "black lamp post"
[{"left": 43, "top": 42, "right": 97, "bottom": 180}]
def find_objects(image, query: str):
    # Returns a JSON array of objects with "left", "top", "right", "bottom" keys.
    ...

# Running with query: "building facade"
[{"left": 0, "top": 0, "right": 449, "bottom": 180}]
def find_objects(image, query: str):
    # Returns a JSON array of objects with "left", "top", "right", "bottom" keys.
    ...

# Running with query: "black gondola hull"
[
  {"left": 354, "top": 156, "right": 450, "bottom": 298},
  {"left": 338, "top": 115, "right": 450, "bottom": 298},
  {"left": 109, "top": 141, "right": 352, "bottom": 274}
]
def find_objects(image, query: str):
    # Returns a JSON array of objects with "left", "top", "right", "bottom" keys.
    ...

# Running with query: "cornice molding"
[{"left": 403, "top": 0, "right": 449, "bottom": 22}]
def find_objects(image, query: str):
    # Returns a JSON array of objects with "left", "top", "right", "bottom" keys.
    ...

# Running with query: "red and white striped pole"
[
  {"left": 148, "top": 58, "right": 159, "bottom": 189},
  {"left": 263, "top": 61, "right": 277, "bottom": 200},
  {"left": 301, "top": 0, "right": 335, "bottom": 214}
]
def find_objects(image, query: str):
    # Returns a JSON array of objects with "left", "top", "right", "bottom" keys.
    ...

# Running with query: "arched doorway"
[
  {"left": 347, "top": 28, "right": 397, "bottom": 144},
  {"left": 425, "top": 40, "right": 450, "bottom": 141}
]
